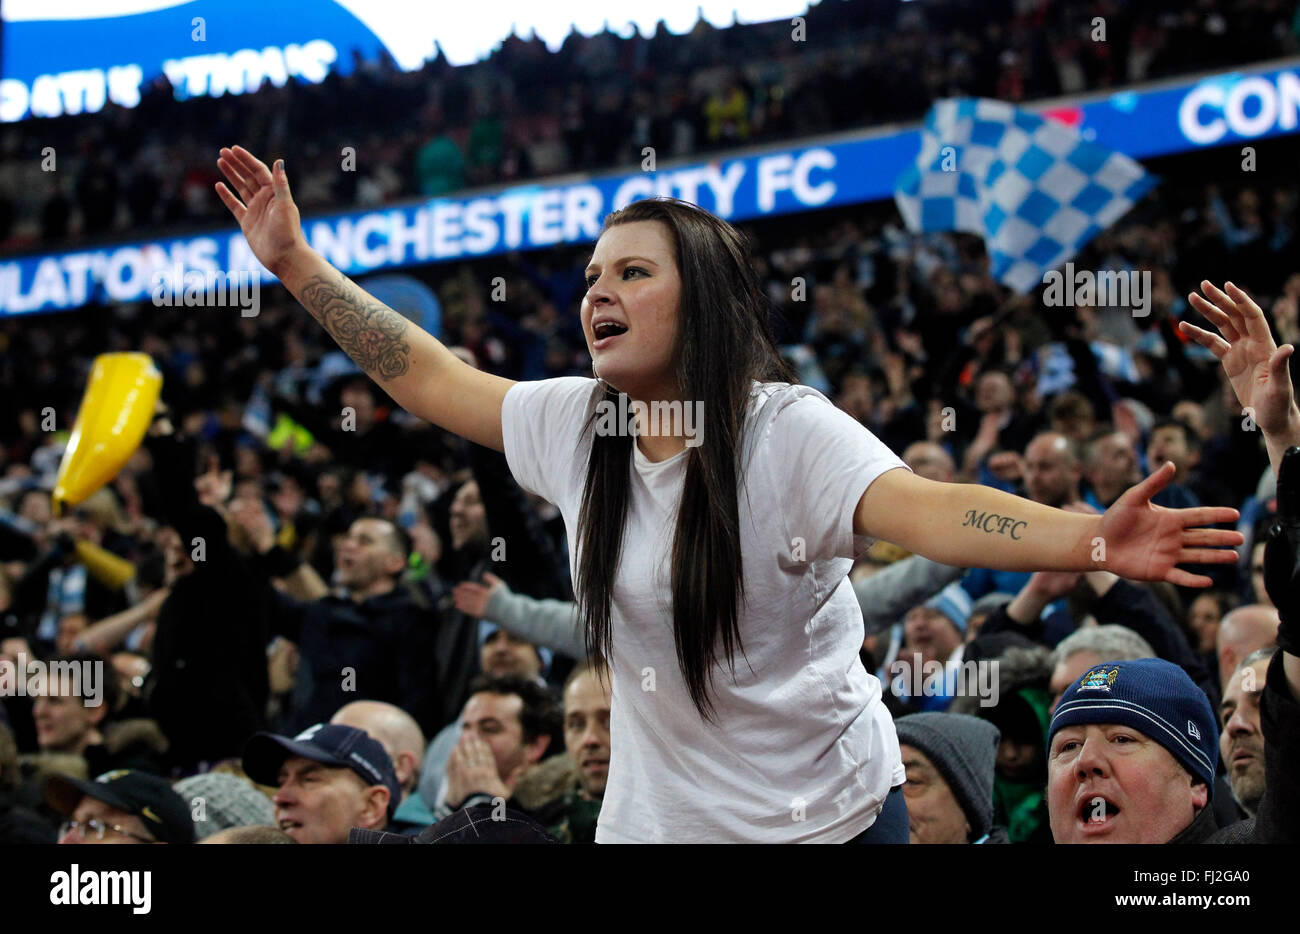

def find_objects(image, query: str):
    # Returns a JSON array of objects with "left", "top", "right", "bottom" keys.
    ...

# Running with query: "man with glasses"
[{"left": 46, "top": 769, "right": 195, "bottom": 844}]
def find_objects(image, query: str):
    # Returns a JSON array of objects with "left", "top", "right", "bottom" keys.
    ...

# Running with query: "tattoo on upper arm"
[
  {"left": 299, "top": 274, "right": 411, "bottom": 380},
  {"left": 962, "top": 509, "right": 1027, "bottom": 540}
]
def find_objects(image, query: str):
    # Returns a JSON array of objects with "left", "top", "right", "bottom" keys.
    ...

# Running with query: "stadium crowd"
[
  {"left": 2, "top": 0, "right": 1300, "bottom": 845},
  {"left": 1, "top": 0, "right": 1297, "bottom": 250}
]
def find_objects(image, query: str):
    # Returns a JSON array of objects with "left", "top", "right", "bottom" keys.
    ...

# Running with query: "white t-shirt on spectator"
[{"left": 501, "top": 376, "right": 910, "bottom": 843}]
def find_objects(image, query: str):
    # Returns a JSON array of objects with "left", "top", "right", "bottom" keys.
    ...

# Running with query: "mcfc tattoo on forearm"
[
  {"left": 299, "top": 274, "right": 411, "bottom": 380},
  {"left": 961, "top": 509, "right": 1027, "bottom": 540}
]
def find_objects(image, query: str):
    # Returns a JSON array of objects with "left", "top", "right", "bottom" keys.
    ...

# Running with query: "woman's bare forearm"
[
  {"left": 299, "top": 273, "right": 413, "bottom": 380},
  {"left": 277, "top": 246, "right": 436, "bottom": 388},
  {"left": 273, "top": 245, "right": 511, "bottom": 449},
  {"left": 860, "top": 470, "right": 1099, "bottom": 572},
  {"left": 919, "top": 481, "right": 1100, "bottom": 572}
]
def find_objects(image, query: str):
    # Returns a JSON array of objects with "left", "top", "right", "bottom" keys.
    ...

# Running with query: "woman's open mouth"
[{"left": 592, "top": 321, "right": 628, "bottom": 350}]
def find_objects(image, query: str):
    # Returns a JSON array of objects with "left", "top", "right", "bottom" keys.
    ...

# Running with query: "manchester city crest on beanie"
[{"left": 1048, "top": 657, "right": 1218, "bottom": 794}]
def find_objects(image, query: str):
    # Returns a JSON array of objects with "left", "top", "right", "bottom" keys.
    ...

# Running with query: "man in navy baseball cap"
[
  {"left": 1045, "top": 658, "right": 1219, "bottom": 843},
  {"left": 243, "top": 723, "right": 402, "bottom": 844}
]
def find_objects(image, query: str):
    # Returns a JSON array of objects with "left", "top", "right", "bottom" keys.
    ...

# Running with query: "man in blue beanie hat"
[
  {"left": 1046, "top": 657, "right": 1218, "bottom": 843},
  {"left": 1045, "top": 446, "right": 1300, "bottom": 844}
]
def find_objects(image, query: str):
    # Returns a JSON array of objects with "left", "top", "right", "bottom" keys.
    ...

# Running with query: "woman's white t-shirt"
[{"left": 501, "top": 377, "right": 910, "bottom": 843}]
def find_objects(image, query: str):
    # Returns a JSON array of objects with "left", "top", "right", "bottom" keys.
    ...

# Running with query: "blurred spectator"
[
  {"left": 432, "top": 674, "right": 563, "bottom": 821},
  {"left": 1215, "top": 605, "right": 1280, "bottom": 691},
  {"left": 952, "top": 645, "right": 1054, "bottom": 844},
  {"left": 30, "top": 651, "right": 166, "bottom": 777},
  {"left": 0, "top": 722, "right": 53, "bottom": 843},
  {"left": 330, "top": 699, "right": 434, "bottom": 833},
  {"left": 1023, "top": 433, "right": 1083, "bottom": 508},
  {"left": 241, "top": 515, "right": 446, "bottom": 735},
  {"left": 891, "top": 584, "right": 972, "bottom": 712},
  {"left": 47, "top": 769, "right": 195, "bottom": 844},
  {"left": 1186, "top": 589, "right": 1237, "bottom": 655},
  {"left": 546, "top": 660, "right": 610, "bottom": 843},
  {"left": 416, "top": 117, "right": 466, "bottom": 197},
  {"left": 172, "top": 771, "right": 275, "bottom": 840},
  {"left": 1046, "top": 625, "right": 1155, "bottom": 715},
  {"left": 901, "top": 441, "right": 956, "bottom": 483},
  {"left": 896, "top": 712, "right": 1007, "bottom": 843},
  {"left": 1147, "top": 418, "right": 1201, "bottom": 489},
  {"left": 1082, "top": 429, "right": 1141, "bottom": 510},
  {"left": 1219, "top": 647, "right": 1273, "bottom": 820},
  {"left": 140, "top": 428, "right": 273, "bottom": 771}
]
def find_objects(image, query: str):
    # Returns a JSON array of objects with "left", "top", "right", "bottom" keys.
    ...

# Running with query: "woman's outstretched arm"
[
  {"left": 855, "top": 463, "right": 1242, "bottom": 587},
  {"left": 215, "top": 146, "right": 512, "bottom": 451}
]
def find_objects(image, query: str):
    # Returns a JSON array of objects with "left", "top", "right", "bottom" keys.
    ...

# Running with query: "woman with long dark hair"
[{"left": 215, "top": 146, "right": 1242, "bottom": 842}]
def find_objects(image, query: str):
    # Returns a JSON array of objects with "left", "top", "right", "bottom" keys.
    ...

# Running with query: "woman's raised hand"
[
  {"left": 1095, "top": 461, "right": 1241, "bottom": 587},
  {"left": 215, "top": 146, "right": 305, "bottom": 277}
]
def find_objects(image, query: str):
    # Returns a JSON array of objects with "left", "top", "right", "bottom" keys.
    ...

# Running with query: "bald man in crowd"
[
  {"left": 1082, "top": 430, "right": 1140, "bottom": 510},
  {"left": 1022, "top": 433, "right": 1083, "bottom": 509},
  {"left": 331, "top": 700, "right": 435, "bottom": 832},
  {"left": 961, "top": 432, "right": 1083, "bottom": 603},
  {"left": 902, "top": 442, "right": 957, "bottom": 483},
  {"left": 1217, "top": 605, "right": 1280, "bottom": 691}
]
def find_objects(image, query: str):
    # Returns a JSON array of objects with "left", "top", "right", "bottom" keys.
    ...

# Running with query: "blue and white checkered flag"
[{"left": 894, "top": 98, "right": 1157, "bottom": 294}]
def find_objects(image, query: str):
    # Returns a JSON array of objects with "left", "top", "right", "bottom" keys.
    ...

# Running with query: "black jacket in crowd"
[
  {"left": 269, "top": 582, "right": 445, "bottom": 737},
  {"left": 0, "top": 787, "right": 54, "bottom": 844},
  {"left": 424, "top": 444, "right": 578, "bottom": 729},
  {"left": 141, "top": 434, "right": 272, "bottom": 771}
]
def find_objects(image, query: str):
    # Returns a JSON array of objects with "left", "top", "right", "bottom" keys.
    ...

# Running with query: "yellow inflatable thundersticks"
[{"left": 52, "top": 353, "right": 163, "bottom": 511}]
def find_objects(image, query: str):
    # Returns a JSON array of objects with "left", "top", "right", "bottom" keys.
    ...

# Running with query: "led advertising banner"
[
  {"left": 1, "top": 0, "right": 813, "bottom": 120},
  {"left": 3, "top": 58, "right": 1298, "bottom": 316}
]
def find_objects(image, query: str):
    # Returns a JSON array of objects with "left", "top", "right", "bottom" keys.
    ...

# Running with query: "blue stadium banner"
[{"left": 3, "top": 57, "right": 1300, "bottom": 316}]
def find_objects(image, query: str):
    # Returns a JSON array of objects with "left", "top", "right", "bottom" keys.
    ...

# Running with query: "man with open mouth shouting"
[{"left": 1046, "top": 657, "right": 1220, "bottom": 843}]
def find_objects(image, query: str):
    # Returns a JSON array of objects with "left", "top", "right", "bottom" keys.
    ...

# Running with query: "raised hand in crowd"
[
  {"left": 452, "top": 572, "right": 505, "bottom": 618},
  {"left": 1182, "top": 280, "right": 1300, "bottom": 476},
  {"left": 444, "top": 729, "right": 512, "bottom": 807},
  {"left": 986, "top": 450, "right": 1024, "bottom": 484},
  {"left": 228, "top": 496, "right": 275, "bottom": 555},
  {"left": 194, "top": 455, "right": 233, "bottom": 512}
]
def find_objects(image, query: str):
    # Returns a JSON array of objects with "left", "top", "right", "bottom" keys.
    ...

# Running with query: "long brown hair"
[{"left": 575, "top": 198, "right": 795, "bottom": 721}]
